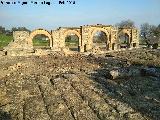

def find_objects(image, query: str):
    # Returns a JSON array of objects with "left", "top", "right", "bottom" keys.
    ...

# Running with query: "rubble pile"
[{"left": 0, "top": 49, "right": 160, "bottom": 120}]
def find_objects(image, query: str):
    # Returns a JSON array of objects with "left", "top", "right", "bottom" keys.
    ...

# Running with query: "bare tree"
[
  {"left": 140, "top": 23, "right": 160, "bottom": 48},
  {"left": 93, "top": 31, "right": 108, "bottom": 44},
  {"left": 116, "top": 19, "right": 135, "bottom": 28},
  {"left": 140, "top": 23, "right": 151, "bottom": 38}
]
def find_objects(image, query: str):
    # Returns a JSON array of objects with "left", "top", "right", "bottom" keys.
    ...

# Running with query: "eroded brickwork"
[{"left": 4, "top": 24, "right": 139, "bottom": 55}]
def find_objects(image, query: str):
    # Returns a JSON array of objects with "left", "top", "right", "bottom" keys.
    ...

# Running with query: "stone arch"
[
  {"left": 91, "top": 28, "right": 110, "bottom": 40},
  {"left": 63, "top": 30, "right": 81, "bottom": 46},
  {"left": 118, "top": 30, "right": 130, "bottom": 38},
  {"left": 118, "top": 30, "right": 131, "bottom": 48},
  {"left": 118, "top": 30, "right": 131, "bottom": 43},
  {"left": 29, "top": 29, "right": 52, "bottom": 48},
  {"left": 90, "top": 28, "right": 110, "bottom": 50}
]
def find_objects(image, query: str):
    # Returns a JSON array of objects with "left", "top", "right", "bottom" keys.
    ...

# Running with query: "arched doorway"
[
  {"left": 118, "top": 33, "right": 130, "bottom": 48},
  {"left": 92, "top": 30, "right": 109, "bottom": 50},
  {"left": 64, "top": 30, "right": 81, "bottom": 52},
  {"left": 32, "top": 34, "right": 50, "bottom": 49},
  {"left": 29, "top": 29, "right": 52, "bottom": 49}
]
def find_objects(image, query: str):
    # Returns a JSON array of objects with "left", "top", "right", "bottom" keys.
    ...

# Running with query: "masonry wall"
[{"left": 4, "top": 25, "right": 140, "bottom": 56}]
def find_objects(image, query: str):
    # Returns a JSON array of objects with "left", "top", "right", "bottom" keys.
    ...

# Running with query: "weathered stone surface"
[
  {"left": 0, "top": 49, "right": 159, "bottom": 120},
  {"left": 0, "top": 51, "right": 5, "bottom": 56},
  {"left": 3, "top": 25, "right": 139, "bottom": 56}
]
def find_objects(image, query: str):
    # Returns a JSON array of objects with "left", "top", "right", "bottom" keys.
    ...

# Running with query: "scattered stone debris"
[
  {"left": 106, "top": 67, "right": 141, "bottom": 80},
  {"left": 0, "top": 49, "right": 160, "bottom": 120}
]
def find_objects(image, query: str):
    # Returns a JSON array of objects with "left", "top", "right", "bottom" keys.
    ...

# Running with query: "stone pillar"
[
  {"left": 131, "top": 28, "right": 140, "bottom": 48},
  {"left": 50, "top": 37, "right": 53, "bottom": 48},
  {"left": 78, "top": 46, "right": 83, "bottom": 52},
  {"left": 78, "top": 36, "right": 84, "bottom": 52},
  {"left": 107, "top": 43, "right": 112, "bottom": 50},
  {"left": 51, "top": 30, "right": 61, "bottom": 51},
  {"left": 81, "top": 26, "right": 91, "bottom": 52}
]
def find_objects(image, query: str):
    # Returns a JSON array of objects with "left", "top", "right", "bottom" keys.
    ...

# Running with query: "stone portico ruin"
[{"left": 4, "top": 24, "right": 139, "bottom": 55}]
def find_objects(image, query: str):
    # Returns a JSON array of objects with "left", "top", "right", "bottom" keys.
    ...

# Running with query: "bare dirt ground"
[{"left": 0, "top": 48, "right": 160, "bottom": 120}]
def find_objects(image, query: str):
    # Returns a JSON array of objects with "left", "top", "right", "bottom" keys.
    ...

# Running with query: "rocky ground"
[{"left": 0, "top": 48, "right": 160, "bottom": 120}]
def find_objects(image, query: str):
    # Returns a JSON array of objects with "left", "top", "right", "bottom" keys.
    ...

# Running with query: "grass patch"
[
  {"left": 0, "top": 34, "right": 50, "bottom": 48},
  {"left": 33, "top": 39, "right": 49, "bottom": 46},
  {"left": 0, "top": 34, "right": 13, "bottom": 49},
  {"left": 65, "top": 42, "right": 78, "bottom": 47},
  {"left": 65, "top": 39, "right": 79, "bottom": 47}
]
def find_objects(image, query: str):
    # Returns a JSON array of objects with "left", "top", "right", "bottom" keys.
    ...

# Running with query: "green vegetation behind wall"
[
  {"left": 0, "top": 34, "right": 13, "bottom": 49},
  {"left": 33, "top": 38, "right": 50, "bottom": 46}
]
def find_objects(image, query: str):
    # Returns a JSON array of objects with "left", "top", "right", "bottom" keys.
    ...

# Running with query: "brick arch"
[
  {"left": 63, "top": 30, "right": 81, "bottom": 46},
  {"left": 29, "top": 29, "right": 52, "bottom": 47}
]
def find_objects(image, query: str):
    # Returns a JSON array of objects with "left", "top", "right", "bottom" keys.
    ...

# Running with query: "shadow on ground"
[
  {"left": 88, "top": 55, "right": 160, "bottom": 120},
  {"left": 0, "top": 109, "right": 12, "bottom": 120}
]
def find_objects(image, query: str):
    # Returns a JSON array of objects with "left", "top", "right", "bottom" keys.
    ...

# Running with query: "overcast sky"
[{"left": 0, "top": 0, "right": 160, "bottom": 30}]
